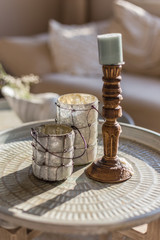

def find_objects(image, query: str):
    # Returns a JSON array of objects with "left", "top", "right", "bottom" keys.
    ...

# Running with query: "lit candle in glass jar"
[{"left": 57, "top": 93, "right": 99, "bottom": 166}]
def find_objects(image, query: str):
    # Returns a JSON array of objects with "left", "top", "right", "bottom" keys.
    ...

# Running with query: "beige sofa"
[{"left": 0, "top": 0, "right": 160, "bottom": 133}]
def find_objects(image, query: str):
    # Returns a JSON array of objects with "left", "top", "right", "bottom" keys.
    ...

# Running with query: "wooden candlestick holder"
[{"left": 85, "top": 64, "right": 132, "bottom": 183}]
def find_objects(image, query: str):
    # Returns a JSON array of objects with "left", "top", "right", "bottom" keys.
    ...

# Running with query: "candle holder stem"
[{"left": 85, "top": 64, "right": 132, "bottom": 183}]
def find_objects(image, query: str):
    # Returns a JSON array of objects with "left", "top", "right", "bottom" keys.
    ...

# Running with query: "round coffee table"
[{"left": 0, "top": 120, "right": 160, "bottom": 239}]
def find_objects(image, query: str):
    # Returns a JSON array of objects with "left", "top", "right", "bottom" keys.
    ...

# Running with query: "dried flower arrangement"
[
  {"left": 0, "top": 64, "right": 59, "bottom": 122},
  {"left": 0, "top": 64, "right": 39, "bottom": 99}
]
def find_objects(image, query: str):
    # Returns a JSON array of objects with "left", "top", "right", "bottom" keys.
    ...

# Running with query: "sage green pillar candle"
[{"left": 97, "top": 33, "right": 123, "bottom": 65}]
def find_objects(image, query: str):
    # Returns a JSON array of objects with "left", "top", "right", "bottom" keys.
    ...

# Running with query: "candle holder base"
[{"left": 85, "top": 157, "right": 132, "bottom": 183}]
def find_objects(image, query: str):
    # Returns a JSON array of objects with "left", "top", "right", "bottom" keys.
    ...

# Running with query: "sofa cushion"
[
  {"left": 0, "top": 34, "right": 53, "bottom": 76},
  {"left": 48, "top": 19, "right": 110, "bottom": 77},
  {"left": 109, "top": 0, "right": 160, "bottom": 77}
]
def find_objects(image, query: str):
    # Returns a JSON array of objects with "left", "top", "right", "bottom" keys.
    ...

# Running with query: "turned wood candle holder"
[{"left": 85, "top": 64, "right": 132, "bottom": 183}]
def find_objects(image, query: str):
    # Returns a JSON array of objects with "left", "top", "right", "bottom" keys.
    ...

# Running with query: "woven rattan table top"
[{"left": 0, "top": 120, "right": 160, "bottom": 235}]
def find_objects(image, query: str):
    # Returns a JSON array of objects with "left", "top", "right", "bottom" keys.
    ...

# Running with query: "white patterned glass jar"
[
  {"left": 31, "top": 123, "right": 75, "bottom": 181},
  {"left": 57, "top": 93, "right": 98, "bottom": 165}
]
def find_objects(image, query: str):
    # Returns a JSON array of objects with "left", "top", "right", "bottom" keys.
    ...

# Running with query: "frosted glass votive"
[
  {"left": 31, "top": 123, "right": 75, "bottom": 181},
  {"left": 57, "top": 93, "right": 99, "bottom": 165}
]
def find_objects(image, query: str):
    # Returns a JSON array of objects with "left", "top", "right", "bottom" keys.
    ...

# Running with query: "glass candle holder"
[
  {"left": 57, "top": 93, "right": 98, "bottom": 165},
  {"left": 31, "top": 123, "right": 75, "bottom": 181}
]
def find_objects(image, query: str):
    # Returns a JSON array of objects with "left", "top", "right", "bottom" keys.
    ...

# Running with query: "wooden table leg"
[
  {"left": 146, "top": 218, "right": 160, "bottom": 240},
  {"left": 27, "top": 229, "right": 42, "bottom": 240},
  {"left": 0, "top": 227, "right": 27, "bottom": 240},
  {"left": 0, "top": 227, "right": 42, "bottom": 240},
  {"left": 116, "top": 218, "right": 160, "bottom": 240}
]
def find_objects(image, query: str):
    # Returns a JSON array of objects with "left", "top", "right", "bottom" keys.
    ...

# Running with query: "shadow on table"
[{"left": 0, "top": 165, "right": 112, "bottom": 217}]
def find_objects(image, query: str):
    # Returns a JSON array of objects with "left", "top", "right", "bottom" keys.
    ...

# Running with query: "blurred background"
[
  {"left": 0, "top": 0, "right": 113, "bottom": 36},
  {"left": 0, "top": 0, "right": 160, "bottom": 133}
]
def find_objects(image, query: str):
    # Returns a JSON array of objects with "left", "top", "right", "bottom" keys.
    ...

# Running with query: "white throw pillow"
[
  {"left": 109, "top": 0, "right": 160, "bottom": 77},
  {"left": 48, "top": 20, "right": 110, "bottom": 77},
  {"left": 0, "top": 34, "right": 53, "bottom": 76}
]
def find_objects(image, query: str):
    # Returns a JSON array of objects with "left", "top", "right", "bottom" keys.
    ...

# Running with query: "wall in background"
[
  {"left": 0, "top": 0, "right": 59, "bottom": 36},
  {"left": 0, "top": 0, "right": 113, "bottom": 37},
  {"left": 88, "top": 0, "right": 113, "bottom": 22}
]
